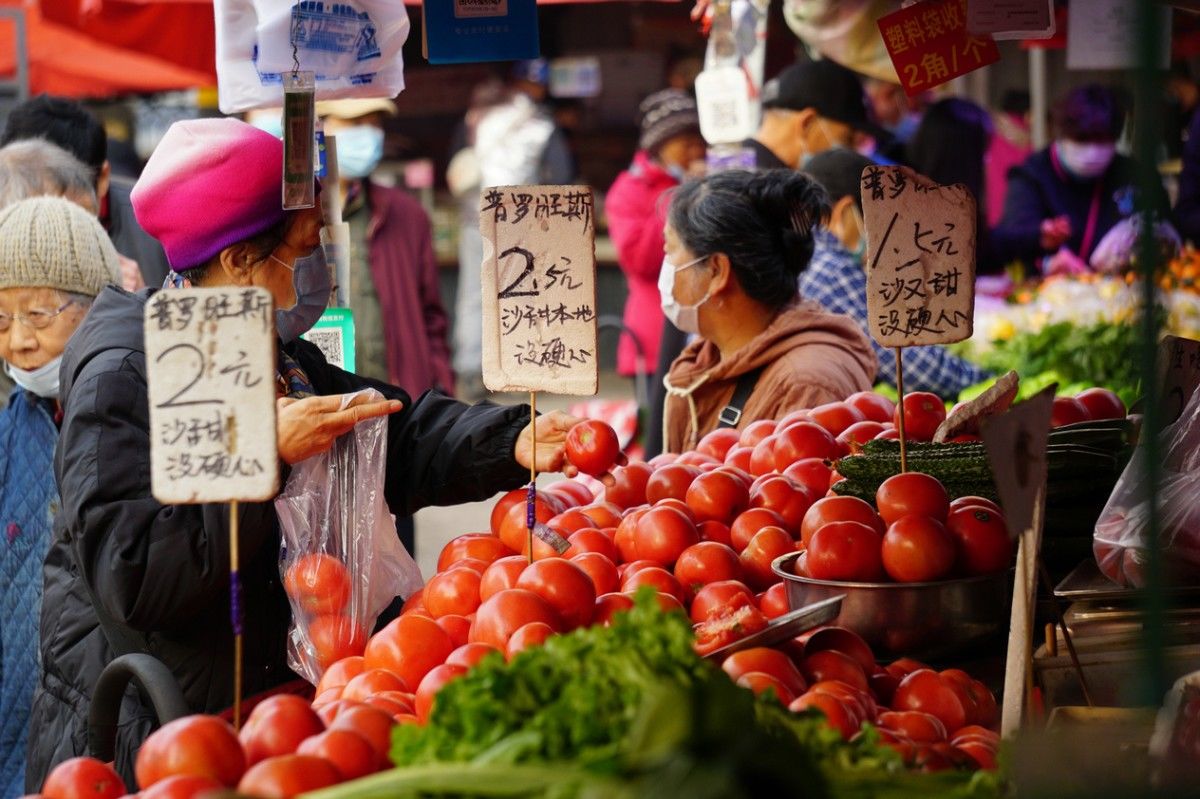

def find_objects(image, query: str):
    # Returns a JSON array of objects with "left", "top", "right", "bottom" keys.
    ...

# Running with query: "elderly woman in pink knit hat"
[{"left": 25, "top": 117, "right": 598, "bottom": 788}]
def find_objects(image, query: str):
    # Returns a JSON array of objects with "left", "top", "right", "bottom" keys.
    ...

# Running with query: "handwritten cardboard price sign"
[
  {"left": 480, "top": 184, "right": 599, "bottom": 395},
  {"left": 1158, "top": 335, "right": 1200, "bottom": 425},
  {"left": 861, "top": 165, "right": 976, "bottom": 349},
  {"left": 145, "top": 287, "right": 279, "bottom": 504}
]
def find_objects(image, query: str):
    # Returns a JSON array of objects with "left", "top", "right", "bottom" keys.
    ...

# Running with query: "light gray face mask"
[
  {"left": 271, "top": 246, "right": 332, "bottom": 343},
  {"left": 658, "top": 253, "right": 710, "bottom": 334},
  {"left": 6, "top": 355, "right": 62, "bottom": 398}
]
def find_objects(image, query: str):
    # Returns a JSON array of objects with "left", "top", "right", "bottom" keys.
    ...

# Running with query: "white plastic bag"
[
  {"left": 215, "top": 0, "right": 410, "bottom": 115},
  {"left": 275, "top": 389, "right": 423, "bottom": 685},
  {"left": 1094, "top": 387, "right": 1200, "bottom": 588}
]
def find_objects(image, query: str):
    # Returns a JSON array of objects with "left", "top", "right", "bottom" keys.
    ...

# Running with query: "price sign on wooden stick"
[
  {"left": 145, "top": 286, "right": 278, "bottom": 727},
  {"left": 981, "top": 386, "right": 1054, "bottom": 736},
  {"left": 861, "top": 164, "right": 977, "bottom": 470}
]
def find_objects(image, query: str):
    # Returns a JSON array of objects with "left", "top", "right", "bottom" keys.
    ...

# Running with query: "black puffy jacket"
[{"left": 25, "top": 287, "right": 530, "bottom": 790}]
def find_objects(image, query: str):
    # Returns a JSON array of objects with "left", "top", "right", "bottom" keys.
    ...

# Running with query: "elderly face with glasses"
[{"left": 0, "top": 287, "right": 90, "bottom": 374}]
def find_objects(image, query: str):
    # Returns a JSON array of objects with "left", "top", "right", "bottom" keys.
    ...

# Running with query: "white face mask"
[
  {"left": 658, "top": 253, "right": 710, "bottom": 334},
  {"left": 1057, "top": 140, "right": 1116, "bottom": 179},
  {"left": 6, "top": 355, "right": 62, "bottom": 399}
]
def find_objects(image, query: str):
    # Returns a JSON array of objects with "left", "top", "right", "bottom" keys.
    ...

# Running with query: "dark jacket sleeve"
[
  {"left": 60, "top": 365, "right": 278, "bottom": 633},
  {"left": 293, "top": 340, "right": 530, "bottom": 516},
  {"left": 990, "top": 164, "right": 1050, "bottom": 267}
]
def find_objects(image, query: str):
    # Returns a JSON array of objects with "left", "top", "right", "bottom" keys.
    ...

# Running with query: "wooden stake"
[
  {"left": 526, "top": 392, "right": 537, "bottom": 565},
  {"left": 230, "top": 500, "right": 243, "bottom": 730},
  {"left": 894, "top": 347, "right": 908, "bottom": 472},
  {"left": 1001, "top": 485, "right": 1046, "bottom": 736}
]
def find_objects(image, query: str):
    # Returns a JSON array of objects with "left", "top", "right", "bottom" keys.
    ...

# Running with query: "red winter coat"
[{"left": 605, "top": 151, "right": 679, "bottom": 377}]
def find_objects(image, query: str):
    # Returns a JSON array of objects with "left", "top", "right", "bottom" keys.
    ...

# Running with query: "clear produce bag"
[
  {"left": 275, "top": 389, "right": 423, "bottom": 684},
  {"left": 1094, "top": 388, "right": 1200, "bottom": 588}
]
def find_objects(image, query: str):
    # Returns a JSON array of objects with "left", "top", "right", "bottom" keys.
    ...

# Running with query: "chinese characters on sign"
[
  {"left": 481, "top": 184, "right": 599, "bottom": 394},
  {"left": 861, "top": 165, "right": 976, "bottom": 348},
  {"left": 1158, "top": 335, "right": 1200, "bottom": 425},
  {"left": 878, "top": 0, "right": 1000, "bottom": 97},
  {"left": 145, "top": 287, "right": 279, "bottom": 504}
]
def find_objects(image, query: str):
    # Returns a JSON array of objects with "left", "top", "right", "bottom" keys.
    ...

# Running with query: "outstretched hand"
[{"left": 277, "top": 393, "right": 403, "bottom": 465}]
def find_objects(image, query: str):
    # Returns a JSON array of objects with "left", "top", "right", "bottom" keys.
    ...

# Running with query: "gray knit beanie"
[{"left": 0, "top": 195, "right": 118, "bottom": 296}]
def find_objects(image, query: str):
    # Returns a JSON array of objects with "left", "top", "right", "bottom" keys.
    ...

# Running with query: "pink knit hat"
[{"left": 131, "top": 118, "right": 287, "bottom": 272}]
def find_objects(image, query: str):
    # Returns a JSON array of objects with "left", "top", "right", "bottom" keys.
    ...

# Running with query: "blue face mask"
[
  {"left": 248, "top": 112, "right": 284, "bottom": 139},
  {"left": 335, "top": 124, "right": 384, "bottom": 179},
  {"left": 271, "top": 246, "right": 332, "bottom": 343}
]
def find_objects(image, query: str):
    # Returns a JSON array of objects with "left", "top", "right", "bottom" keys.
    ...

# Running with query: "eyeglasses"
[{"left": 0, "top": 301, "right": 77, "bottom": 333}]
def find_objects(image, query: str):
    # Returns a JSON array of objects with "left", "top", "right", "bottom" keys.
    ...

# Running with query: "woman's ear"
[
  {"left": 215, "top": 244, "right": 259, "bottom": 287},
  {"left": 708, "top": 252, "right": 735, "bottom": 296},
  {"left": 829, "top": 195, "right": 860, "bottom": 251}
]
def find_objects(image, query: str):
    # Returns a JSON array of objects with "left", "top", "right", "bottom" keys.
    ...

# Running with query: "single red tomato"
[
  {"left": 645, "top": 463, "right": 701, "bottom": 504},
  {"left": 782, "top": 458, "right": 834, "bottom": 498},
  {"left": 722, "top": 647, "right": 807, "bottom": 695},
  {"left": 364, "top": 614, "right": 455, "bottom": 691},
  {"left": 885, "top": 657, "right": 932, "bottom": 681},
  {"left": 565, "top": 420, "right": 621, "bottom": 476},
  {"left": 837, "top": 421, "right": 886, "bottom": 453},
  {"left": 697, "top": 427, "right": 742, "bottom": 461},
  {"left": 341, "top": 668, "right": 409, "bottom": 702},
  {"left": 634, "top": 505, "right": 699, "bottom": 566},
  {"left": 892, "top": 670, "right": 968, "bottom": 734},
  {"left": 739, "top": 526, "right": 794, "bottom": 589},
  {"left": 1075, "top": 387, "right": 1126, "bottom": 420},
  {"left": 773, "top": 422, "right": 840, "bottom": 469},
  {"left": 468, "top": 588, "right": 562, "bottom": 651},
  {"left": 308, "top": 614, "right": 367, "bottom": 669},
  {"left": 697, "top": 519, "right": 733, "bottom": 546},
  {"left": 490, "top": 489, "right": 528, "bottom": 537},
  {"left": 579, "top": 502, "right": 623, "bottom": 529},
  {"left": 414, "top": 663, "right": 469, "bottom": 722},
  {"left": 949, "top": 495, "right": 1003, "bottom": 516},
  {"left": 946, "top": 505, "right": 1014, "bottom": 576},
  {"left": 748, "top": 435, "right": 780, "bottom": 476},
  {"left": 940, "top": 669, "right": 999, "bottom": 728},
  {"left": 738, "top": 419, "right": 777, "bottom": 448},
  {"left": 325, "top": 704, "right": 395, "bottom": 761},
  {"left": 496, "top": 495, "right": 560, "bottom": 557},
  {"left": 516, "top": 557, "right": 596, "bottom": 630},
  {"left": 436, "top": 614, "right": 471, "bottom": 648},
  {"left": 802, "top": 627, "right": 875, "bottom": 673},
  {"left": 544, "top": 479, "right": 595, "bottom": 508},
  {"left": 882, "top": 516, "right": 957, "bottom": 582},
  {"left": 1051, "top": 396, "right": 1090, "bottom": 427},
  {"left": 809, "top": 679, "right": 878, "bottom": 724},
  {"left": 593, "top": 592, "right": 636, "bottom": 625},
  {"left": 570, "top": 551, "right": 620, "bottom": 595},
  {"left": 616, "top": 559, "right": 658, "bottom": 581},
  {"left": 724, "top": 446, "right": 754, "bottom": 472},
  {"left": 621, "top": 565, "right": 688, "bottom": 605},
  {"left": 236, "top": 755, "right": 340, "bottom": 798},
  {"left": 808, "top": 402, "right": 866, "bottom": 436},
  {"left": 563, "top": 527, "right": 620, "bottom": 563},
  {"left": 729, "top": 507, "right": 788, "bottom": 552},
  {"left": 445, "top": 642, "right": 500, "bottom": 669},
  {"left": 757, "top": 582, "right": 791, "bottom": 619},
  {"left": 316, "top": 656, "right": 365, "bottom": 697},
  {"left": 603, "top": 462, "right": 652, "bottom": 509},
  {"left": 656, "top": 497, "right": 697, "bottom": 522},
  {"left": 296, "top": 729, "right": 379, "bottom": 781},
  {"left": 688, "top": 579, "right": 755, "bottom": 623},
  {"left": 748, "top": 475, "right": 814, "bottom": 535},
  {"left": 895, "top": 393, "right": 946, "bottom": 442},
  {"left": 42, "top": 758, "right": 125, "bottom": 799},
  {"left": 478, "top": 555, "right": 529, "bottom": 603},
  {"left": 135, "top": 715, "right": 245, "bottom": 789},
  {"left": 685, "top": 470, "right": 750, "bottom": 524},
  {"left": 736, "top": 671, "right": 798, "bottom": 705},
  {"left": 805, "top": 521, "right": 885, "bottom": 582},
  {"left": 800, "top": 650, "right": 869, "bottom": 692},
  {"left": 505, "top": 621, "right": 557, "bottom": 659},
  {"left": 673, "top": 541, "right": 742, "bottom": 599},
  {"left": 800, "top": 496, "right": 885, "bottom": 549},
  {"left": 692, "top": 603, "right": 768, "bottom": 655},
  {"left": 847, "top": 391, "right": 895, "bottom": 423},
  {"left": 877, "top": 710, "right": 948, "bottom": 743},
  {"left": 777, "top": 408, "right": 812, "bottom": 429},
  {"left": 283, "top": 554, "right": 351, "bottom": 616},
  {"left": 545, "top": 508, "right": 598, "bottom": 537},
  {"left": 875, "top": 472, "right": 950, "bottom": 525},
  {"left": 436, "top": 533, "right": 514, "bottom": 573},
  {"left": 137, "top": 774, "right": 225, "bottom": 799},
  {"left": 789, "top": 692, "right": 859, "bottom": 740},
  {"left": 423, "top": 567, "right": 484, "bottom": 618},
  {"left": 238, "top": 694, "right": 325, "bottom": 767}
]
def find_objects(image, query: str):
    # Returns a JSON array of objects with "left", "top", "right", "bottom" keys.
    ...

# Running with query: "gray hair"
[{"left": 0, "top": 139, "right": 99, "bottom": 214}]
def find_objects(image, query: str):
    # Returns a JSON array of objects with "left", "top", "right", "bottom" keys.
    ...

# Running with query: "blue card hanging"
[{"left": 422, "top": 0, "right": 540, "bottom": 65}]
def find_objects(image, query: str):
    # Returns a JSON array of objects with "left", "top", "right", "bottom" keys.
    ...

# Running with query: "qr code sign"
[{"left": 304, "top": 329, "right": 344, "bottom": 369}]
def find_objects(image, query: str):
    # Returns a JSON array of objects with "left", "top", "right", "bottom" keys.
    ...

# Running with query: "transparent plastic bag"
[
  {"left": 1094, "top": 388, "right": 1200, "bottom": 588},
  {"left": 275, "top": 389, "right": 423, "bottom": 685}
]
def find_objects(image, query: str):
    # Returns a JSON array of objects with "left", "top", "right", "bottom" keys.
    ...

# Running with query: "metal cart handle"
[{"left": 88, "top": 653, "right": 190, "bottom": 762}]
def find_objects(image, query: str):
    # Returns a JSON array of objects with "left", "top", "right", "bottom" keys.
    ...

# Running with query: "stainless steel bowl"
[{"left": 772, "top": 552, "right": 1013, "bottom": 661}]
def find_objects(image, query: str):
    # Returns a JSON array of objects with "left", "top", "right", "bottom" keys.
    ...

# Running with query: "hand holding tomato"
[
  {"left": 564, "top": 420, "right": 622, "bottom": 477},
  {"left": 514, "top": 411, "right": 626, "bottom": 484}
]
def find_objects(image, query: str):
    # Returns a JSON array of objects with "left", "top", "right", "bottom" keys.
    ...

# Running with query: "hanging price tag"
[
  {"left": 480, "top": 184, "right": 598, "bottom": 395},
  {"left": 145, "top": 288, "right": 279, "bottom": 504},
  {"left": 878, "top": 0, "right": 999, "bottom": 97},
  {"left": 282, "top": 71, "right": 316, "bottom": 210},
  {"left": 695, "top": 66, "right": 756, "bottom": 146},
  {"left": 1157, "top": 335, "right": 1200, "bottom": 425}
]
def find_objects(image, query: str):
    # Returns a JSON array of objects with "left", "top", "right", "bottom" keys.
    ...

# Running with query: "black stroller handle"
[{"left": 87, "top": 653, "right": 190, "bottom": 763}]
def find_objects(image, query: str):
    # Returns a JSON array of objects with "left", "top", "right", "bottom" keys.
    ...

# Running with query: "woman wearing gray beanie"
[{"left": 0, "top": 195, "right": 117, "bottom": 797}]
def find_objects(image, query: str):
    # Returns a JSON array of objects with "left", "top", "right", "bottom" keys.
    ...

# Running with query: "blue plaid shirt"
[{"left": 800, "top": 228, "right": 991, "bottom": 399}]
